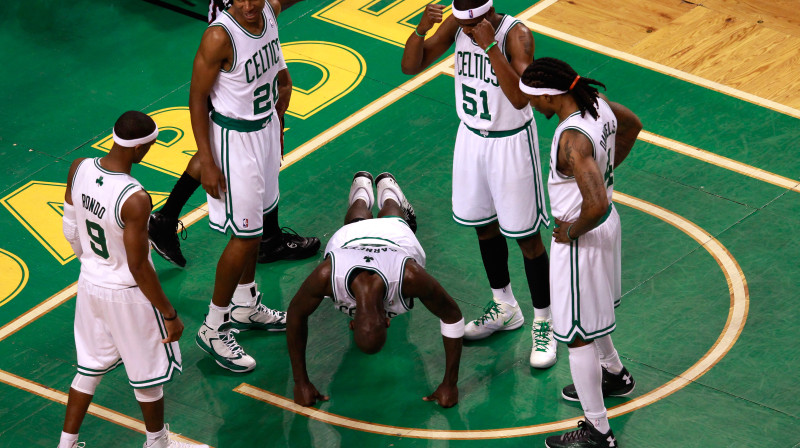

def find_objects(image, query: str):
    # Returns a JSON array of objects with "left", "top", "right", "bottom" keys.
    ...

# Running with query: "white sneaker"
[
  {"left": 463, "top": 298, "right": 524, "bottom": 340},
  {"left": 530, "top": 318, "right": 557, "bottom": 368},
  {"left": 375, "top": 172, "right": 416, "bottom": 232},
  {"left": 145, "top": 424, "right": 209, "bottom": 448},
  {"left": 195, "top": 323, "right": 256, "bottom": 372},
  {"left": 230, "top": 293, "right": 287, "bottom": 331},
  {"left": 349, "top": 171, "right": 374, "bottom": 208}
]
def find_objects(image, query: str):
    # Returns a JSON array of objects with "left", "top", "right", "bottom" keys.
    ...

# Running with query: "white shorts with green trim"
[
  {"left": 550, "top": 205, "right": 621, "bottom": 343},
  {"left": 451, "top": 121, "right": 549, "bottom": 238},
  {"left": 207, "top": 113, "right": 281, "bottom": 238},
  {"left": 75, "top": 277, "right": 182, "bottom": 388}
]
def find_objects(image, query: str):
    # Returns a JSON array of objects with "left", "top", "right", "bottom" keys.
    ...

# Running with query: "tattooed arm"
[{"left": 552, "top": 129, "right": 609, "bottom": 243}]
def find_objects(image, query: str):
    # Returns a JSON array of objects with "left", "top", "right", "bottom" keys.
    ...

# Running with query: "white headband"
[
  {"left": 451, "top": 0, "right": 492, "bottom": 20},
  {"left": 112, "top": 125, "right": 159, "bottom": 147},
  {"left": 518, "top": 79, "right": 567, "bottom": 96}
]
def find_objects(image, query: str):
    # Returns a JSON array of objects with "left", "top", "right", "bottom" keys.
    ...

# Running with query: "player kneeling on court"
[
  {"left": 58, "top": 111, "right": 207, "bottom": 448},
  {"left": 286, "top": 171, "right": 464, "bottom": 408}
]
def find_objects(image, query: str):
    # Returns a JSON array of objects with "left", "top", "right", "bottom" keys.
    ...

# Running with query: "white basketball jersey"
[
  {"left": 548, "top": 98, "right": 617, "bottom": 221},
  {"left": 454, "top": 15, "right": 533, "bottom": 131},
  {"left": 70, "top": 158, "right": 151, "bottom": 289},
  {"left": 209, "top": 4, "right": 287, "bottom": 120}
]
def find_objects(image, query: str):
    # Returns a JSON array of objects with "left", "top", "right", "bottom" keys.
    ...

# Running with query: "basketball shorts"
[
  {"left": 325, "top": 217, "right": 426, "bottom": 268},
  {"left": 550, "top": 205, "right": 622, "bottom": 343},
  {"left": 207, "top": 114, "right": 281, "bottom": 237},
  {"left": 74, "top": 277, "right": 182, "bottom": 388},
  {"left": 452, "top": 121, "right": 549, "bottom": 238}
]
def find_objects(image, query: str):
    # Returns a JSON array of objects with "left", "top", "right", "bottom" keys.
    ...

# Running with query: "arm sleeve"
[{"left": 62, "top": 202, "right": 83, "bottom": 258}]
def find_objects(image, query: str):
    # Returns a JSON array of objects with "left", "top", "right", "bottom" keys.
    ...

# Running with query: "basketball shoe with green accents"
[
  {"left": 463, "top": 298, "right": 524, "bottom": 340},
  {"left": 230, "top": 293, "right": 287, "bottom": 331},
  {"left": 196, "top": 322, "right": 256, "bottom": 373}
]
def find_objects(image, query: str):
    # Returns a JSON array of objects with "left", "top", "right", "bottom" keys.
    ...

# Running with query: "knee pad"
[
  {"left": 133, "top": 385, "right": 164, "bottom": 403},
  {"left": 71, "top": 373, "right": 102, "bottom": 395}
]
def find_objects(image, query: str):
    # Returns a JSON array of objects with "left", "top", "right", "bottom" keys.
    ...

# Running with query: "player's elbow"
[{"left": 400, "top": 62, "right": 418, "bottom": 76}]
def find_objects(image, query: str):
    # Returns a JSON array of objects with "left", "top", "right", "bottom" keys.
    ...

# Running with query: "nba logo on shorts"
[
  {"left": 243, "top": 218, "right": 249, "bottom": 228},
  {"left": 468, "top": 10, "right": 474, "bottom": 18}
]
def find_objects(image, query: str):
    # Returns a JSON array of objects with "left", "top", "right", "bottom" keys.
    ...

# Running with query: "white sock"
[
  {"left": 491, "top": 284, "right": 518, "bottom": 307},
  {"left": 568, "top": 343, "right": 609, "bottom": 433},
  {"left": 378, "top": 188, "right": 400, "bottom": 210},
  {"left": 58, "top": 431, "right": 79, "bottom": 448},
  {"left": 145, "top": 425, "right": 167, "bottom": 447},
  {"left": 232, "top": 282, "right": 257, "bottom": 306},
  {"left": 350, "top": 188, "right": 371, "bottom": 208},
  {"left": 205, "top": 303, "right": 231, "bottom": 330},
  {"left": 533, "top": 306, "right": 551, "bottom": 321},
  {"left": 594, "top": 335, "right": 623, "bottom": 374}
]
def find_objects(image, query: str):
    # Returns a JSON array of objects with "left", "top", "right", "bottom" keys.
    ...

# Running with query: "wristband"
[
  {"left": 163, "top": 311, "right": 178, "bottom": 321},
  {"left": 440, "top": 317, "right": 465, "bottom": 338},
  {"left": 484, "top": 41, "right": 498, "bottom": 53},
  {"left": 414, "top": 29, "right": 426, "bottom": 38},
  {"left": 567, "top": 224, "right": 577, "bottom": 241}
]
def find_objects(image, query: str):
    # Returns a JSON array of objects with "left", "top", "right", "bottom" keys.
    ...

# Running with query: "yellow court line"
[
  {"left": 0, "top": 369, "right": 213, "bottom": 446},
  {"left": 235, "top": 191, "right": 749, "bottom": 439},
  {"left": 638, "top": 131, "right": 800, "bottom": 193}
]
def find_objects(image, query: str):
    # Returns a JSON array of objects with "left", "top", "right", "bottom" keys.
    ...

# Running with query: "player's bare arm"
[
  {"left": 600, "top": 94, "right": 642, "bottom": 168},
  {"left": 552, "top": 131, "right": 609, "bottom": 244},
  {"left": 64, "top": 158, "right": 87, "bottom": 206},
  {"left": 189, "top": 26, "right": 232, "bottom": 199},
  {"left": 287, "top": 260, "right": 333, "bottom": 406},
  {"left": 268, "top": 0, "right": 282, "bottom": 17},
  {"left": 276, "top": 68, "right": 292, "bottom": 153},
  {"left": 472, "top": 20, "right": 533, "bottom": 109},
  {"left": 402, "top": 260, "right": 463, "bottom": 408},
  {"left": 121, "top": 190, "right": 184, "bottom": 343},
  {"left": 401, "top": 7, "right": 458, "bottom": 75}
]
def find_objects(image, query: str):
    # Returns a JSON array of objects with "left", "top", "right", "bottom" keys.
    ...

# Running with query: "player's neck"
[
  {"left": 556, "top": 95, "right": 579, "bottom": 122},
  {"left": 99, "top": 153, "right": 133, "bottom": 175}
]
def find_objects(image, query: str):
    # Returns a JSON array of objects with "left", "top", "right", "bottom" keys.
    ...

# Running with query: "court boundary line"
[{"left": 233, "top": 191, "right": 749, "bottom": 439}]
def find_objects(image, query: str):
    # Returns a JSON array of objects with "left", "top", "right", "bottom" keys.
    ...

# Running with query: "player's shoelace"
[
  {"left": 561, "top": 421, "right": 591, "bottom": 441},
  {"left": 254, "top": 303, "right": 286, "bottom": 323},
  {"left": 533, "top": 321, "right": 552, "bottom": 352},
  {"left": 475, "top": 301, "right": 502, "bottom": 326},
  {"left": 219, "top": 329, "right": 245, "bottom": 356}
]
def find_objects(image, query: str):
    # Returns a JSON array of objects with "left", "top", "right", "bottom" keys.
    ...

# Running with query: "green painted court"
[{"left": 1, "top": 0, "right": 798, "bottom": 446}]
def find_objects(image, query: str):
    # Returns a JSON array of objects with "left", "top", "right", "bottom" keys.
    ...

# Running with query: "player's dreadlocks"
[{"left": 521, "top": 57, "right": 606, "bottom": 120}]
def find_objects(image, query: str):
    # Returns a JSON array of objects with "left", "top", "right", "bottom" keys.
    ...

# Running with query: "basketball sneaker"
[
  {"left": 257, "top": 227, "right": 320, "bottom": 263},
  {"left": 530, "top": 318, "right": 557, "bottom": 368},
  {"left": 196, "top": 322, "right": 256, "bottom": 372},
  {"left": 545, "top": 420, "right": 618, "bottom": 448},
  {"left": 562, "top": 366, "right": 635, "bottom": 402},
  {"left": 463, "top": 298, "right": 524, "bottom": 340},
  {"left": 145, "top": 424, "right": 209, "bottom": 448},
  {"left": 375, "top": 172, "right": 417, "bottom": 233},
  {"left": 230, "top": 293, "right": 287, "bottom": 331},
  {"left": 148, "top": 212, "right": 187, "bottom": 267},
  {"left": 349, "top": 171, "right": 374, "bottom": 208}
]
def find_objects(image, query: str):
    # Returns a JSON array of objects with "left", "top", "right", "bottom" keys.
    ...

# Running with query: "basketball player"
[
  {"left": 287, "top": 172, "right": 464, "bottom": 408},
  {"left": 519, "top": 57, "right": 642, "bottom": 447},
  {"left": 401, "top": 0, "right": 555, "bottom": 368},
  {"left": 58, "top": 111, "right": 205, "bottom": 448},
  {"left": 190, "top": 0, "right": 295, "bottom": 373},
  {"left": 149, "top": 0, "right": 319, "bottom": 269}
]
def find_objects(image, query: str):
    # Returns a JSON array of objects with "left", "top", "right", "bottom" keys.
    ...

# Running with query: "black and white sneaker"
[
  {"left": 545, "top": 420, "right": 618, "bottom": 448},
  {"left": 562, "top": 366, "right": 635, "bottom": 402},
  {"left": 148, "top": 212, "right": 187, "bottom": 268},
  {"left": 257, "top": 227, "right": 321, "bottom": 263},
  {"left": 375, "top": 172, "right": 417, "bottom": 233}
]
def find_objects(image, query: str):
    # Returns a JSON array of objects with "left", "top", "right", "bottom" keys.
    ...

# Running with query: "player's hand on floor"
[
  {"left": 162, "top": 316, "right": 184, "bottom": 343},
  {"left": 294, "top": 381, "right": 330, "bottom": 407},
  {"left": 423, "top": 383, "right": 458, "bottom": 408}
]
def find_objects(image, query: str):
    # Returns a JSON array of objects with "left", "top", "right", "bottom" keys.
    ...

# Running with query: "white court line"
[{"left": 235, "top": 192, "right": 749, "bottom": 439}]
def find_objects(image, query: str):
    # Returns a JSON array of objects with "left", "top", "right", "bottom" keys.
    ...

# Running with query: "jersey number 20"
[{"left": 253, "top": 74, "right": 280, "bottom": 115}]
